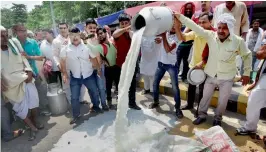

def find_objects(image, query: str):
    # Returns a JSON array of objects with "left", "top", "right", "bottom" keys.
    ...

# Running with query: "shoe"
[
  {"left": 28, "top": 129, "right": 38, "bottom": 141},
  {"left": 36, "top": 123, "right": 44, "bottom": 130},
  {"left": 213, "top": 120, "right": 222, "bottom": 126},
  {"left": 181, "top": 105, "right": 193, "bottom": 110},
  {"left": 193, "top": 117, "right": 206, "bottom": 125},
  {"left": 91, "top": 106, "right": 102, "bottom": 113},
  {"left": 141, "top": 89, "right": 150, "bottom": 95},
  {"left": 70, "top": 114, "right": 81, "bottom": 124},
  {"left": 107, "top": 100, "right": 115, "bottom": 110},
  {"left": 102, "top": 105, "right": 109, "bottom": 111},
  {"left": 176, "top": 109, "right": 184, "bottom": 119},
  {"left": 129, "top": 104, "right": 141, "bottom": 110},
  {"left": 149, "top": 102, "right": 159, "bottom": 109},
  {"left": 236, "top": 127, "right": 256, "bottom": 135},
  {"left": 80, "top": 100, "right": 89, "bottom": 104}
]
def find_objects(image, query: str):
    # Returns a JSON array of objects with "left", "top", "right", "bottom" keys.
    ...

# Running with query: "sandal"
[{"left": 28, "top": 129, "right": 38, "bottom": 141}]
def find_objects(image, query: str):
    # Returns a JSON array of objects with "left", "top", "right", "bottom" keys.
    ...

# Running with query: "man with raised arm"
[{"left": 174, "top": 12, "right": 252, "bottom": 126}]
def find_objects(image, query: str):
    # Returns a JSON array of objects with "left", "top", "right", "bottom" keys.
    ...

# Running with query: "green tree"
[
  {"left": 1, "top": 8, "right": 13, "bottom": 28},
  {"left": 11, "top": 3, "right": 28, "bottom": 24},
  {"left": 26, "top": 5, "right": 44, "bottom": 30},
  {"left": 25, "top": 1, "right": 150, "bottom": 30}
]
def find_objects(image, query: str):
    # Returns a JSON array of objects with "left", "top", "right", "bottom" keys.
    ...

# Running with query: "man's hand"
[
  {"left": 154, "top": 37, "right": 162, "bottom": 44},
  {"left": 174, "top": 13, "right": 181, "bottom": 19},
  {"left": 157, "top": 32, "right": 166, "bottom": 38},
  {"left": 194, "top": 61, "right": 204, "bottom": 69},
  {"left": 174, "top": 17, "right": 182, "bottom": 30},
  {"left": 97, "top": 68, "right": 102, "bottom": 76},
  {"left": 62, "top": 73, "right": 68, "bottom": 84},
  {"left": 24, "top": 71, "right": 33, "bottom": 83},
  {"left": 21, "top": 52, "right": 30, "bottom": 59},
  {"left": 241, "top": 76, "right": 250, "bottom": 86},
  {"left": 124, "top": 26, "right": 131, "bottom": 33},
  {"left": 1, "top": 78, "right": 8, "bottom": 92}
]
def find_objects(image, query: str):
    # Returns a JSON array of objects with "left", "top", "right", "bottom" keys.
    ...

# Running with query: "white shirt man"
[
  {"left": 52, "top": 24, "right": 86, "bottom": 103},
  {"left": 246, "top": 20, "right": 264, "bottom": 71},
  {"left": 150, "top": 31, "right": 184, "bottom": 119},
  {"left": 60, "top": 28, "right": 101, "bottom": 124},
  {"left": 237, "top": 39, "right": 266, "bottom": 135},
  {"left": 61, "top": 44, "right": 96, "bottom": 78},
  {"left": 213, "top": 1, "right": 249, "bottom": 37}
]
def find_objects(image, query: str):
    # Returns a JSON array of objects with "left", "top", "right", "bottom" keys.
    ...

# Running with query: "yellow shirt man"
[{"left": 183, "top": 31, "right": 208, "bottom": 68}]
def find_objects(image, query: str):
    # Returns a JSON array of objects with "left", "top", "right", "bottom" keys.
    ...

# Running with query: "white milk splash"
[{"left": 115, "top": 27, "right": 146, "bottom": 151}]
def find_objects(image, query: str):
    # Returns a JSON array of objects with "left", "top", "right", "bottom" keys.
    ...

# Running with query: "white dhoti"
[
  {"left": 143, "top": 75, "right": 154, "bottom": 92},
  {"left": 12, "top": 83, "right": 39, "bottom": 120},
  {"left": 244, "top": 75, "right": 266, "bottom": 131}
]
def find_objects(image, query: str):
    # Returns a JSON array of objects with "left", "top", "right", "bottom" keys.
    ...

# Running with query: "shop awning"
[
  {"left": 125, "top": 1, "right": 262, "bottom": 17},
  {"left": 96, "top": 10, "right": 124, "bottom": 26}
]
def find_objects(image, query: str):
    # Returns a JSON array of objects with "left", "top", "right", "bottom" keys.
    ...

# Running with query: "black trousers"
[
  {"left": 105, "top": 65, "right": 120, "bottom": 101},
  {"left": 187, "top": 81, "right": 205, "bottom": 107},
  {"left": 177, "top": 45, "right": 193, "bottom": 80},
  {"left": 116, "top": 65, "right": 138, "bottom": 106},
  {"left": 47, "top": 71, "right": 62, "bottom": 87}
]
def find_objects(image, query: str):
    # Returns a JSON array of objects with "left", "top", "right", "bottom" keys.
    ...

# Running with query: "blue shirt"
[{"left": 21, "top": 38, "right": 41, "bottom": 76}]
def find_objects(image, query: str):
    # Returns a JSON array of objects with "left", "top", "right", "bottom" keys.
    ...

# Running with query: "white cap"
[{"left": 216, "top": 13, "right": 236, "bottom": 35}]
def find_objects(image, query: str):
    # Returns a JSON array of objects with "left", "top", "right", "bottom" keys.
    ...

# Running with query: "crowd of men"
[{"left": 1, "top": 1, "right": 266, "bottom": 144}]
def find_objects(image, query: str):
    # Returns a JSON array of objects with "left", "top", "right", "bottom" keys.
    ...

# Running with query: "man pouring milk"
[{"left": 174, "top": 12, "right": 252, "bottom": 126}]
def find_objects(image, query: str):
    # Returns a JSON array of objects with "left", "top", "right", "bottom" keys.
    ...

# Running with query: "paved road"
[{"left": 1, "top": 88, "right": 266, "bottom": 152}]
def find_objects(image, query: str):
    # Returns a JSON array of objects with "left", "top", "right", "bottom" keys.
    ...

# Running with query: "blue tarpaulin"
[
  {"left": 96, "top": 10, "right": 124, "bottom": 27},
  {"left": 75, "top": 23, "right": 85, "bottom": 31}
]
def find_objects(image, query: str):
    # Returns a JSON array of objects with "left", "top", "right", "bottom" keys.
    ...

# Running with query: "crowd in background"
[{"left": 1, "top": 1, "right": 266, "bottom": 143}]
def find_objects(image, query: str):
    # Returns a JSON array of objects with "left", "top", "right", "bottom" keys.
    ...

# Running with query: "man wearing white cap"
[
  {"left": 174, "top": 13, "right": 252, "bottom": 126},
  {"left": 1, "top": 25, "right": 42, "bottom": 140},
  {"left": 236, "top": 39, "right": 266, "bottom": 135}
]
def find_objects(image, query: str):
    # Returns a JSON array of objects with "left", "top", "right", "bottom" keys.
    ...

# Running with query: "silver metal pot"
[{"left": 47, "top": 83, "right": 68, "bottom": 115}]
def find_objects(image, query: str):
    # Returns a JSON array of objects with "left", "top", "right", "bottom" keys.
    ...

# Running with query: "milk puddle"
[{"left": 49, "top": 28, "right": 208, "bottom": 152}]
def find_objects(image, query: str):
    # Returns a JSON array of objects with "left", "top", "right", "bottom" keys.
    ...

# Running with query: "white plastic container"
[{"left": 131, "top": 7, "right": 174, "bottom": 37}]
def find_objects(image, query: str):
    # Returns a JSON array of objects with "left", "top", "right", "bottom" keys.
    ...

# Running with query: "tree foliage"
[
  {"left": 1, "top": 8, "right": 13, "bottom": 28},
  {"left": 11, "top": 3, "right": 28, "bottom": 24},
  {"left": 1, "top": 1, "right": 148, "bottom": 31}
]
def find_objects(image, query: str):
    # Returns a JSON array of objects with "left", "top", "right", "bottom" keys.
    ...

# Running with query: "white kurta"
[
  {"left": 139, "top": 37, "right": 160, "bottom": 76},
  {"left": 244, "top": 61, "right": 266, "bottom": 131}
]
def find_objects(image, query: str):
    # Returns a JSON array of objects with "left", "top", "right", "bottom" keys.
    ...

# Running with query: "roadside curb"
[{"left": 138, "top": 78, "right": 249, "bottom": 115}]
